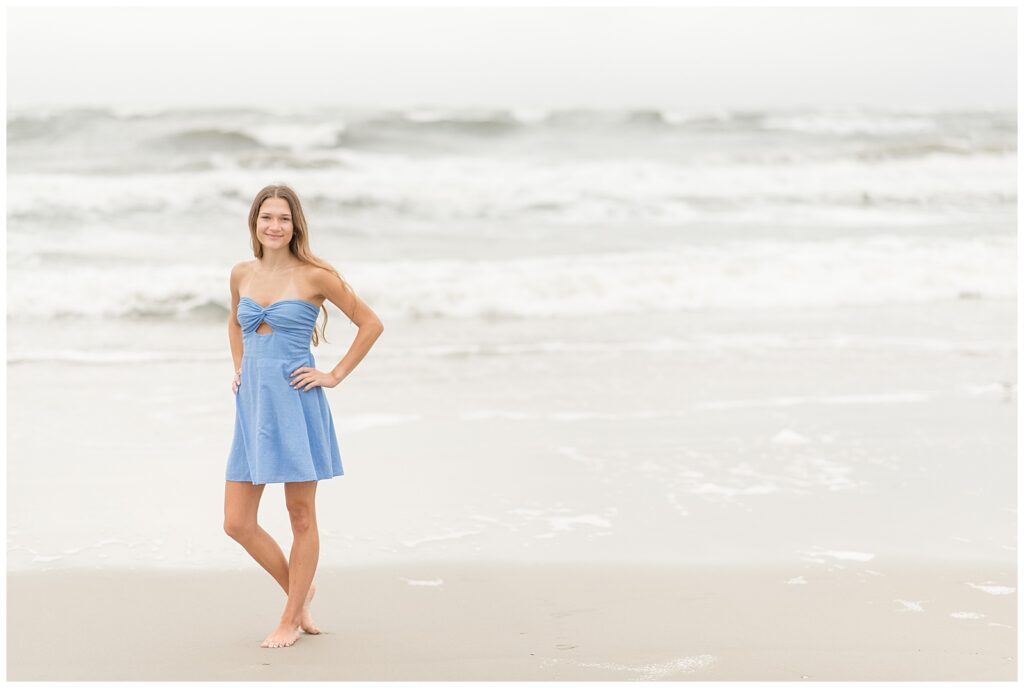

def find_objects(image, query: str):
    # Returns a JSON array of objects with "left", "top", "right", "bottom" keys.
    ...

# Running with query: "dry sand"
[{"left": 7, "top": 559, "right": 1016, "bottom": 681}]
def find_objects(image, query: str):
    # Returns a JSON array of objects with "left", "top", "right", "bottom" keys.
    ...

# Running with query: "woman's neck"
[{"left": 256, "top": 255, "right": 300, "bottom": 273}]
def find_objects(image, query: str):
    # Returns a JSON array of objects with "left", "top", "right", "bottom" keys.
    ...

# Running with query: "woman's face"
[{"left": 257, "top": 197, "right": 293, "bottom": 248}]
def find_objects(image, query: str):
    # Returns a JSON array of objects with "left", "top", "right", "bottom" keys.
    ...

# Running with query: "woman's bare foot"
[
  {"left": 300, "top": 581, "right": 321, "bottom": 634},
  {"left": 260, "top": 620, "right": 301, "bottom": 648}
]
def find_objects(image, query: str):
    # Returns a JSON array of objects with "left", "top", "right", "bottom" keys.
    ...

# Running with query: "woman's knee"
[
  {"left": 223, "top": 481, "right": 265, "bottom": 541},
  {"left": 284, "top": 482, "right": 317, "bottom": 533},
  {"left": 287, "top": 506, "right": 315, "bottom": 533},
  {"left": 224, "top": 517, "right": 257, "bottom": 541}
]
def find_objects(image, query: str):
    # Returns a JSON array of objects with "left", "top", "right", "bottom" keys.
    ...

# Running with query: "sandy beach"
[{"left": 7, "top": 560, "right": 1016, "bottom": 681}]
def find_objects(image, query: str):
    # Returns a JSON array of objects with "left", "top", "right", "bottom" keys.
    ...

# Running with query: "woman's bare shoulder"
[
  {"left": 299, "top": 262, "right": 329, "bottom": 280},
  {"left": 302, "top": 263, "right": 341, "bottom": 289},
  {"left": 230, "top": 260, "right": 255, "bottom": 284},
  {"left": 302, "top": 262, "right": 332, "bottom": 276}
]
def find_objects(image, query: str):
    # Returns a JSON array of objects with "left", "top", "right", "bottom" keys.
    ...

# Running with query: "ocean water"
[
  {"left": 6, "top": 105, "right": 1016, "bottom": 325},
  {"left": 6, "top": 106, "right": 1017, "bottom": 572}
]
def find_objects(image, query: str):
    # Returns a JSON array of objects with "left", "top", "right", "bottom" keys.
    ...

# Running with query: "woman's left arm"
[{"left": 290, "top": 269, "right": 384, "bottom": 392}]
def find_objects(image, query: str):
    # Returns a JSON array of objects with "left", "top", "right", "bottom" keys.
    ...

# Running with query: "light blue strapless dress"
[{"left": 226, "top": 296, "right": 344, "bottom": 484}]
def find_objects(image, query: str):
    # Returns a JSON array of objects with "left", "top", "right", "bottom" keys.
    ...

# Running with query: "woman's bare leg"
[
  {"left": 260, "top": 480, "right": 320, "bottom": 648},
  {"left": 223, "top": 480, "right": 320, "bottom": 641},
  {"left": 223, "top": 480, "right": 289, "bottom": 589}
]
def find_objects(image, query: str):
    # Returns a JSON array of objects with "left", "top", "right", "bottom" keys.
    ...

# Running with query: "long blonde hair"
[{"left": 247, "top": 183, "right": 357, "bottom": 346}]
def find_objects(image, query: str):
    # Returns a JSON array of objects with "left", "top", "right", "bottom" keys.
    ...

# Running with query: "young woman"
[{"left": 223, "top": 184, "right": 383, "bottom": 649}]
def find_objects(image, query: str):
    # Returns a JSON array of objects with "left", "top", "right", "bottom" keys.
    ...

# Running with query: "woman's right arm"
[{"left": 228, "top": 262, "right": 246, "bottom": 389}]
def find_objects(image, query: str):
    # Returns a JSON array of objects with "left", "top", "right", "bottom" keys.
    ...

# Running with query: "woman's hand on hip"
[{"left": 290, "top": 367, "right": 338, "bottom": 391}]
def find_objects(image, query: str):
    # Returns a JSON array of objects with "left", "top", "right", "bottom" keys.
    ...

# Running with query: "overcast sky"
[{"left": 7, "top": 6, "right": 1016, "bottom": 111}]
